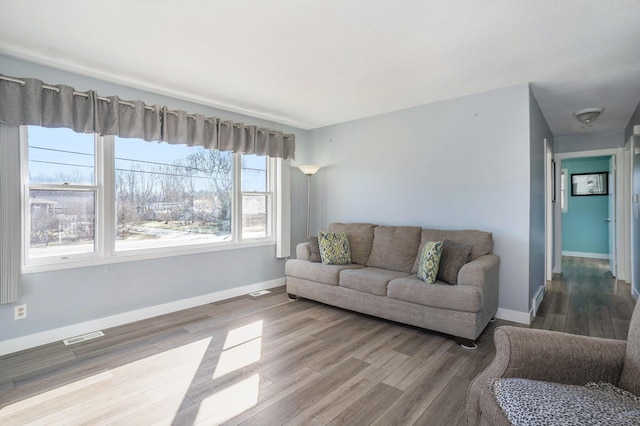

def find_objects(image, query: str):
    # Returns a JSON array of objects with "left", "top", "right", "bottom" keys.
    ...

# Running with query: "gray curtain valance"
[{"left": 0, "top": 74, "right": 295, "bottom": 159}]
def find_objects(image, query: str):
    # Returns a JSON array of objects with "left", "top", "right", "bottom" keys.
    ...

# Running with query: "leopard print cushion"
[{"left": 488, "top": 378, "right": 640, "bottom": 425}]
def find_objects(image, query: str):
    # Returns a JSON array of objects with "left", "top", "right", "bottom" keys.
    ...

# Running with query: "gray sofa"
[{"left": 285, "top": 223, "right": 500, "bottom": 346}]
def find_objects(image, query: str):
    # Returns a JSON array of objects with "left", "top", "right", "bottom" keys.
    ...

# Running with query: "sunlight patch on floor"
[
  {"left": 0, "top": 371, "right": 114, "bottom": 418},
  {"left": 195, "top": 374, "right": 261, "bottom": 424},
  {"left": 214, "top": 320, "right": 264, "bottom": 379},
  {"left": 223, "top": 320, "right": 264, "bottom": 350},
  {"left": 0, "top": 338, "right": 212, "bottom": 424},
  {"left": 1, "top": 322, "right": 268, "bottom": 424}
]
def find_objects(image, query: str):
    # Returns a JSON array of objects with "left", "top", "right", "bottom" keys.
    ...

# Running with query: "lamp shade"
[{"left": 298, "top": 165, "right": 321, "bottom": 175}]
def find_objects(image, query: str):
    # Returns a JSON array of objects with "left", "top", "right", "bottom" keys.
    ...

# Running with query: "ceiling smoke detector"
[{"left": 574, "top": 107, "right": 604, "bottom": 125}]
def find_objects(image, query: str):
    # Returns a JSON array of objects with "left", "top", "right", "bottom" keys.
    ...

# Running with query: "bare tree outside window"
[{"left": 114, "top": 138, "right": 233, "bottom": 251}]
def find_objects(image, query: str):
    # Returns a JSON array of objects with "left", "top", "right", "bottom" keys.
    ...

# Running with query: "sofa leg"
[
  {"left": 489, "top": 316, "right": 496, "bottom": 322},
  {"left": 455, "top": 337, "right": 477, "bottom": 350},
  {"left": 288, "top": 293, "right": 298, "bottom": 300}
]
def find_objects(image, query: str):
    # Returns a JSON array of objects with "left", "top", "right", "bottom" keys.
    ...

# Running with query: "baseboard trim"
[
  {"left": 495, "top": 308, "right": 530, "bottom": 325},
  {"left": 532, "top": 285, "right": 545, "bottom": 318},
  {"left": 0, "top": 277, "right": 285, "bottom": 356},
  {"left": 562, "top": 251, "right": 609, "bottom": 260}
]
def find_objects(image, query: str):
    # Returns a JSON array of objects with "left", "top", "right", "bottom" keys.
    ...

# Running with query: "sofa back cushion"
[
  {"left": 619, "top": 300, "right": 640, "bottom": 395},
  {"left": 328, "top": 223, "right": 377, "bottom": 265},
  {"left": 367, "top": 225, "right": 422, "bottom": 273},
  {"left": 412, "top": 229, "right": 494, "bottom": 273}
]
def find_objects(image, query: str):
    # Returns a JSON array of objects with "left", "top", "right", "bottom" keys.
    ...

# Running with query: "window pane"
[
  {"left": 242, "top": 155, "right": 267, "bottom": 192},
  {"left": 114, "top": 138, "right": 232, "bottom": 251},
  {"left": 27, "top": 126, "right": 95, "bottom": 185},
  {"left": 242, "top": 194, "right": 269, "bottom": 238},
  {"left": 29, "top": 189, "right": 96, "bottom": 258}
]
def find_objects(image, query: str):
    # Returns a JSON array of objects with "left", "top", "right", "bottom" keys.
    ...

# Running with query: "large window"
[{"left": 22, "top": 126, "right": 275, "bottom": 269}]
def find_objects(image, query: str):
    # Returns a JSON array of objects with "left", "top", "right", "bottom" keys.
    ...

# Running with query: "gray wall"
[
  {"left": 528, "top": 89, "right": 553, "bottom": 307},
  {"left": 308, "top": 84, "right": 533, "bottom": 314},
  {"left": 625, "top": 101, "right": 640, "bottom": 143},
  {"left": 626, "top": 101, "right": 640, "bottom": 298},
  {"left": 633, "top": 137, "right": 640, "bottom": 299},
  {"left": 555, "top": 131, "right": 625, "bottom": 154},
  {"left": 0, "top": 55, "right": 310, "bottom": 342}
]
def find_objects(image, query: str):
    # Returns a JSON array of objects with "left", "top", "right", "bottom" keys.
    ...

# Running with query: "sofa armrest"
[
  {"left": 458, "top": 254, "right": 499, "bottom": 289},
  {"left": 486, "top": 326, "right": 627, "bottom": 384},
  {"left": 296, "top": 242, "right": 311, "bottom": 260},
  {"left": 458, "top": 254, "right": 499, "bottom": 316},
  {"left": 467, "top": 326, "right": 627, "bottom": 425}
]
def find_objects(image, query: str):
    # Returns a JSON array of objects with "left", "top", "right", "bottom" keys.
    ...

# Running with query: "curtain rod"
[
  {"left": 0, "top": 75, "right": 285, "bottom": 128},
  {"left": 1, "top": 75, "right": 153, "bottom": 113}
]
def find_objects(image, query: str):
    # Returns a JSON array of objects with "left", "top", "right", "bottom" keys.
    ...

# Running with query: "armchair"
[{"left": 467, "top": 299, "right": 640, "bottom": 425}]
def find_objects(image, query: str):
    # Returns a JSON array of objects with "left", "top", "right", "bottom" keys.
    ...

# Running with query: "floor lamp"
[{"left": 298, "top": 165, "right": 321, "bottom": 237}]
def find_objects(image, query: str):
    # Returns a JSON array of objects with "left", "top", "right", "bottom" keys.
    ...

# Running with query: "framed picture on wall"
[{"left": 571, "top": 172, "right": 608, "bottom": 196}]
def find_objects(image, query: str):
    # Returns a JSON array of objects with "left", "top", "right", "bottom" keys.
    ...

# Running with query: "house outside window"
[{"left": 25, "top": 127, "right": 98, "bottom": 259}]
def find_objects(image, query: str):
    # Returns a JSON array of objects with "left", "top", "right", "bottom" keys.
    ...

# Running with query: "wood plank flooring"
[{"left": 0, "top": 257, "right": 636, "bottom": 425}]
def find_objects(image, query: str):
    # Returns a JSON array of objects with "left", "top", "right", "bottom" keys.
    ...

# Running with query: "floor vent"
[
  {"left": 63, "top": 331, "right": 104, "bottom": 346},
  {"left": 249, "top": 290, "right": 271, "bottom": 297}
]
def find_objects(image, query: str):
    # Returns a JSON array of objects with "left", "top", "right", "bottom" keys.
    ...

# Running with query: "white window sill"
[{"left": 21, "top": 239, "right": 277, "bottom": 274}]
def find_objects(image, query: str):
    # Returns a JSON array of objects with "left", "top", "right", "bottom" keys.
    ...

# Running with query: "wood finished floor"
[{"left": 0, "top": 257, "right": 636, "bottom": 425}]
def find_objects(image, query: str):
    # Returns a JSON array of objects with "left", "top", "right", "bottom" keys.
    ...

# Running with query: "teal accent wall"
[{"left": 561, "top": 156, "right": 611, "bottom": 255}]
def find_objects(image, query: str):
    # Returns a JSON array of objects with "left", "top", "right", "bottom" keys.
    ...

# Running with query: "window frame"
[
  {"left": 20, "top": 127, "right": 276, "bottom": 273},
  {"left": 560, "top": 168, "right": 569, "bottom": 213},
  {"left": 238, "top": 154, "right": 275, "bottom": 241}
]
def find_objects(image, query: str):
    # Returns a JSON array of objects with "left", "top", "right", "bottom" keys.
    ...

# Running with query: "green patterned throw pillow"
[
  {"left": 318, "top": 231, "right": 351, "bottom": 265},
  {"left": 417, "top": 241, "right": 443, "bottom": 283}
]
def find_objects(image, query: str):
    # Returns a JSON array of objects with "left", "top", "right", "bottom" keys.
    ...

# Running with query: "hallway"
[{"left": 532, "top": 256, "right": 637, "bottom": 340}]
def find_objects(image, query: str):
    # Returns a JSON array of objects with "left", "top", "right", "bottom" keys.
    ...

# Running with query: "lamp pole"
[
  {"left": 306, "top": 174, "right": 312, "bottom": 237},
  {"left": 297, "top": 165, "right": 321, "bottom": 237}
]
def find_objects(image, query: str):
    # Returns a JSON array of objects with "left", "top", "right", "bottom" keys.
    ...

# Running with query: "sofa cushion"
[
  {"left": 285, "top": 259, "right": 364, "bottom": 285},
  {"left": 416, "top": 241, "right": 443, "bottom": 284},
  {"left": 437, "top": 240, "right": 472, "bottom": 285},
  {"left": 308, "top": 236, "right": 321, "bottom": 262},
  {"left": 318, "top": 231, "right": 351, "bottom": 265},
  {"left": 619, "top": 300, "right": 640, "bottom": 395},
  {"left": 387, "top": 275, "right": 482, "bottom": 312},
  {"left": 367, "top": 226, "right": 422, "bottom": 273},
  {"left": 488, "top": 378, "right": 640, "bottom": 425},
  {"left": 340, "top": 267, "right": 411, "bottom": 296},
  {"left": 412, "top": 229, "right": 493, "bottom": 273},
  {"left": 328, "top": 223, "right": 377, "bottom": 265}
]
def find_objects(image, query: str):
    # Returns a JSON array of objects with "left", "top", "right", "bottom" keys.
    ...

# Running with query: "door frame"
[{"left": 552, "top": 148, "right": 630, "bottom": 281}]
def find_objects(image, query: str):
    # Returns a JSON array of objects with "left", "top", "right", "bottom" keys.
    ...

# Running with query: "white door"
[
  {"left": 608, "top": 156, "right": 617, "bottom": 277},
  {"left": 545, "top": 139, "right": 554, "bottom": 282}
]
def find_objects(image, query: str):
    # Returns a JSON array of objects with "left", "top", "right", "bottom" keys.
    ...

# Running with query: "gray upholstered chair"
[{"left": 467, "top": 299, "right": 640, "bottom": 425}]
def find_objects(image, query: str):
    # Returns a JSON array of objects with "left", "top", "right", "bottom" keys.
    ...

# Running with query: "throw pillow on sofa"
[
  {"left": 308, "top": 236, "right": 321, "bottom": 262},
  {"left": 417, "top": 240, "right": 443, "bottom": 283},
  {"left": 318, "top": 231, "right": 351, "bottom": 265},
  {"left": 437, "top": 240, "right": 472, "bottom": 285}
]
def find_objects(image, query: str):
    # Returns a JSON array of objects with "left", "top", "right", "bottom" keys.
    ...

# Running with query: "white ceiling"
[{"left": 1, "top": 1, "right": 639, "bottom": 135}]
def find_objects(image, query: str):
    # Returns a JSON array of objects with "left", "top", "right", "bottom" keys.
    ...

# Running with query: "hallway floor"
[{"left": 531, "top": 256, "right": 637, "bottom": 339}]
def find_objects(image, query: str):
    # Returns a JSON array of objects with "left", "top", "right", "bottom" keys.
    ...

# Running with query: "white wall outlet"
[{"left": 14, "top": 304, "right": 27, "bottom": 320}]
